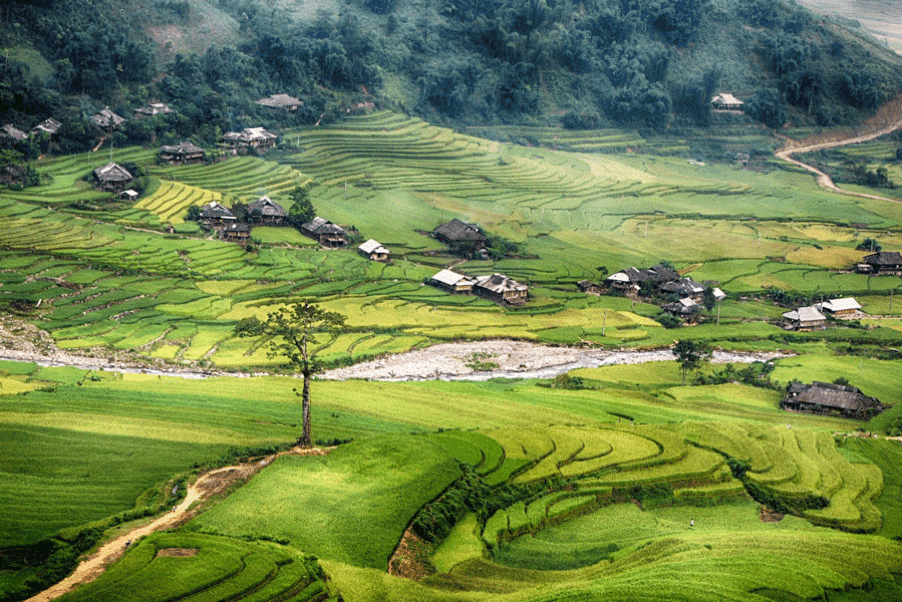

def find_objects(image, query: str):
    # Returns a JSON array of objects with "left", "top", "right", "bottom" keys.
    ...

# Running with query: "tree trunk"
[{"left": 298, "top": 371, "right": 312, "bottom": 448}]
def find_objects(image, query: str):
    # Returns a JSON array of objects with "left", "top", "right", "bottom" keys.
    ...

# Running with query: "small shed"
[
  {"left": 119, "top": 189, "right": 139, "bottom": 201},
  {"left": 474, "top": 273, "right": 528, "bottom": 305},
  {"left": 223, "top": 127, "right": 278, "bottom": 154},
  {"left": 255, "top": 94, "right": 303, "bottom": 113},
  {"left": 358, "top": 239, "right": 389, "bottom": 262},
  {"left": 247, "top": 196, "right": 287, "bottom": 225},
  {"left": 428, "top": 269, "right": 476, "bottom": 294},
  {"left": 782, "top": 381, "right": 884, "bottom": 420},
  {"left": 711, "top": 93, "right": 744, "bottom": 110},
  {"left": 712, "top": 287, "right": 727, "bottom": 302},
  {"left": 817, "top": 297, "right": 862, "bottom": 317},
  {"left": 301, "top": 217, "right": 348, "bottom": 247},
  {"left": 91, "top": 108, "right": 126, "bottom": 130},
  {"left": 577, "top": 280, "right": 602, "bottom": 295},
  {"left": 434, "top": 218, "right": 486, "bottom": 248},
  {"left": 92, "top": 162, "right": 134, "bottom": 193},
  {"left": 782, "top": 306, "right": 826, "bottom": 331},
  {"left": 221, "top": 223, "right": 252, "bottom": 242},
  {"left": 199, "top": 201, "right": 237, "bottom": 229},
  {"left": 134, "top": 103, "right": 173, "bottom": 119},
  {"left": 160, "top": 141, "right": 205, "bottom": 165}
]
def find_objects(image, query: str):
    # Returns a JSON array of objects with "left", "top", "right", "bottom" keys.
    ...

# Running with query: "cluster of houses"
[
  {"left": 427, "top": 268, "right": 528, "bottom": 305},
  {"left": 782, "top": 381, "right": 884, "bottom": 420}
]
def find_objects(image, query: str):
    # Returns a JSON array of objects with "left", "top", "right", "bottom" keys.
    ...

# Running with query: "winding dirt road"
[{"left": 775, "top": 93, "right": 902, "bottom": 203}]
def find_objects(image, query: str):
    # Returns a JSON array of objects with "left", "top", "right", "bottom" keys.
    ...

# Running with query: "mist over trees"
[{"left": 1, "top": 0, "right": 900, "bottom": 153}]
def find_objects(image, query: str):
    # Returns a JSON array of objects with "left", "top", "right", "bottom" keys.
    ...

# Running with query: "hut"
[
  {"left": 711, "top": 93, "right": 744, "bottom": 110},
  {"left": 781, "top": 306, "right": 826, "bottom": 331},
  {"left": 221, "top": 223, "right": 252, "bottom": 243},
  {"left": 223, "top": 127, "right": 277, "bottom": 154},
  {"left": 577, "top": 280, "right": 603, "bottom": 295},
  {"left": 661, "top": 277, "right": 706, "bottom": 302},
  {"left": 199, "top": 201, "right": 237, "bottom": 229},
  {"left": 434, "top": 218, "right": 486, "bottom": 249},
  {"left": 358, "top": 239, "right": 389, "bottom": 262},
  {"left": 247, "top": 196, "right": 287, "bottom": 225},
  {"left": 92, "top": 162, "right": 134, "bottom": 193},
  {"left": 782, "top": 381, "right": 884, "bottom": 420},
  {"left": 427, "top": 269, "right": 476, "bottom": 294},
  {"left": 160, "top": 141, "right": 205, "bottom": 165},
  {"left": 817, "top": 297, "right": 862, "bottom": 317},
  {"left": 119, "top": 189, "right": 139, "bottom": 202},
  {"left": 301, "top": 217, "right": 348, "bottom": 247},
  {"left": 857, "top": 251, "right": 902, "bottom": 275},
  {"left": 31, "top": 117, "right": 62, "bottom": 136},
  {"left": 474, "top": 273, "right": 528, "bottom": 305},
  {"left": 91, "top": 108, "right": 126, "bottom": 130},
  {"left": 134, "top": 103, "right": 173, "bottom": 119},
  {"left": 662, "top": 297, "right": 702, "bottom": 322},
  {"left": 0, "top": 124, "right": 29, "bottom": 146},
  {"left": 255, "top": 94, "right": 303, "bottom": 113}
]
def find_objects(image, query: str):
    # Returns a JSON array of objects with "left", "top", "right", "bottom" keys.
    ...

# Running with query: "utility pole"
[{"left": 602, "top": 311, "right": 607, "bottom": 337}]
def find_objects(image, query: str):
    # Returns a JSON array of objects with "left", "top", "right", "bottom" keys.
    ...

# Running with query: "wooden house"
[
  {"left": 661, "top": 277, "right": 705, "bottom": 302},
  {"left": 159, "top": 141, "right": 205, "bottom": 165},
  {"left": 199, "top": 201, "right": 237, "bottom": 229},
  {"left": 781, "top": 306, "right": 826, "bottom": 331},
  {"left": 434, "top": 218, "right": 486, "bottom": 249},
  {"left": 577, "top": 280, "right": 602, "bottom": 295},
  {"left": 31, "top": 117, "right": 62, "bottom": 136},
  {"left": 662, "top": 298, "right": 702, "bottom": 322},
  {"left": 0, "top": 124, "right": 29, "bottom": 146},
  {"left": 817, "top": 297, "right": 862, "bottom": 317},
  {"left": 92, "top": 162, "right": 134, "bottom": 193},
  {"left": 119, "top": 189, "right": 139, "bottom": 201},
  {"left": 223, "top": 127, "right": 277, "bottom": 154},
  {"left": 221, "top": 223, "right": 252, "bottom": 243},
  {"left": 301, "top": 217, "right": 348, "bottom": 247},
  {"left": 358, "top": 239, "right": 389, "bottom": 262},
  {"left": 255, "top": 94, "right": 303, "bottom": 113},
  {"left": 91, "top": 108, "right": 126, "bottom": 130},
  {"left": 134, "top": 103, "right": 173, "bottom": 119},
  {"left": 711, "top": 93, "right": 744, "bottom": 110},
  {"left": 428, "top": 269, "right": 476, "bottom": 294},
  {"left": 247, "top": 196, "right": 287, "bottom": 225},
  {"left": 474, "top": 273, "right": 528, "bottom": 305},
  {"left": 857, "top": 251, "right": 902, "bottom": 275},
  {"left": 782, "top": 381, "right": 884, "bottom": 420}
]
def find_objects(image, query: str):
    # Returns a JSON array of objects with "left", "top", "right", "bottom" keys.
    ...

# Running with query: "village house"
[
  {"left": 301, "top": 217, "right": 348, "bottom": 247},
  {"left": 255, "top": 94, "right": 303, "bottom": 113},
  {"left": 428, "top": 269, "right": 476, "bottom": 294},
  {"left": 782, "top": 381, "right": 884, "bottom": 420},
  {"left": 199, "top": 201, "right": 237, "bottom": 229},
  {"left": 662, "top": 297, "right": 702, "bottom": 322},
  {"left": 159, "top": 141, "right": 205, "bottom": 165},
  {"left": 0, "top": 124, "right": 29, "bottom": 147},
  {"left": 661, "top": 277, "right": 706, "bottom": 302},
  {"left": 134, "top": 103, "right": 173, "bottom": 119},
  {"left": 711, "top": 93, "right": 744, "bottom": 111},
  {"left": 119, "top": 189, "right": 139, "bottom": 202},
  {"left": 247, "top": 196, "right": 287, "bottom": 225},
  {"left": 712, "top": 287, "right": 727, "bottom": 302},
  {"left": 31, "top": 117, "right": 62, "bottom": 136},
  {"left": 474, "top": 273, "right": 528, "bottom": 305},
  {"left": 221, "top": 223, "right": 252, "bottom": 243},
  {"left": 857, "top": 251, "right": 902, "bottom": 275},
  {"left": 781, "top": 306, "right": 827, "bottom": 331},
  {"left": 223, "top": 127, "right": 278, "bottom": 154},
  {"left": 358, "top": 239, "right": 390, "bottom": 262},
  {"left": 576, "top": 280, "right": 603, "bottom": 295},
  {"left": 434, "top": 218, "right": 487, "bottom": 250},
  {"left": 816, "top": 297, "right": 862, "bottom": 317},
  {"left": 91, "top": 108, "right": 126, "bottom": 130},
  {"left": 606, "top": 264, "right": 680, "bottom": 295},
  {"left": 92, "top": 162, "right": 134, "bottom": 193}
]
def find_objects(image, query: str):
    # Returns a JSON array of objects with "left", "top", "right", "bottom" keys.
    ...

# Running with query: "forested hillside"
[{"left": 1, "top": 0, "right": 902, "bottom": 153}]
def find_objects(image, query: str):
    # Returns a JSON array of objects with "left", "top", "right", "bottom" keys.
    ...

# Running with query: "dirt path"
[
  {"left": 25, "top": 448, "right": 326, "bottom": 602},
  {"left": 775, "top": 93, "right": 902, "bottom": 203}
]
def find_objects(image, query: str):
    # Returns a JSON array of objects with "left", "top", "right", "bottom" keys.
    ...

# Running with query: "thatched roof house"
[
  {"left": 223, "top": 127, "right": 277, "bottom": 154},
  {"left": 0, "top": 124, "right": 29, "bottom": 144},
  {"left": 358, "top": 239, "right": 389, "bottom": 262},
  {"left": 474, "top": 273, "right": 528, "bottom": 305},
  {"left": 662, "top": 297, "right": 702, "bottom": 322},
  {"left": 661, "top": 277, "right": 705, "bottom": 301},
  {"left": 301, "top": 217, "right": 347, "bottom": 247},
  {"left": 31, "top": 117, "right": 62, "bottom": 136},
  {"left": 817, "top": 297, "right": 862, "bottom": 316},
  {"left": 857, "top": 251, "right": 902, "bottom": 275},
  {"left": 782, "top": 381, "right": 884, "bottom": 420},
  {"left": 91, "top": 108, "right": 126, "bottom": 130},
  {"left": 428, "top": 269, "right": 476, "bottom": 293},
  {"left": 255, "top": 94, "right": 303, "bottom": 112},
  {"left": 247, "top": 196, "right": 287, "bottom": 225},
  {"left": 782, "top": 306, "right": 826, "bottom": 331},
  {"left": 199, "top": 201, "right": 237, "bottom": 228},
  {"left": 434, "top": 218, "right": 486, "bottom": 248},
  {"left": 711, "top": 93, "right": 744, "bottom": 110},
  {"left": 92, "top": 162, "right": 134, "bottom": 192},
  {"left": 160, "top": 141, "right": 205, "bottom": 165},
  {"left": 221, "top": 223, "right": 252, "bottom": 242},
  {"left": 577, "top": 280, "right": 602, "bottom": 295},
  {"left": 134, "top": 103, "right": 173, "bottom": 119}
]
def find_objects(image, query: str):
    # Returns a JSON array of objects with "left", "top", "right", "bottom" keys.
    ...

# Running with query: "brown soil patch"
[
  {"left": 155, "top": 548, "right": 198, "bottom": 558},
  {"left": 388, "top": 528, "right": 435, "bottom": 581},
  {"left": 759, "top": 506, "right": 785, "bottom": 523}
]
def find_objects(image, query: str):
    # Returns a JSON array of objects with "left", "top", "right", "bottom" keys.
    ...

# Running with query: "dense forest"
[{"left": 1, "top": 0, "right": 901, "bottom": 154}]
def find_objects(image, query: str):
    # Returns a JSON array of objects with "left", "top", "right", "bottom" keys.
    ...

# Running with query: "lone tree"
[
  {"left": 235, "top": 302, "right": 346, "bottom": 448},
  {"left": 672, "top": 340, "right": 711, "bottom": 385},
  {"left": 287, "top": 185, "right": 315, "bottom": 229}
]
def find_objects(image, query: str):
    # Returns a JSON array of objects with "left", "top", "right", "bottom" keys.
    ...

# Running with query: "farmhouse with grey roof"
[
  {"left": 92, "top": 162, "right": 134, "bottom": 192},
  {"left": 255, "top": 94, "right": 303, "bottom": 112},
  {"left": 91, "top": 107, "right": 126, "bottom": 130},
  {"left": 134, "top": 102, "right": 173, "bottom": 119},
  {"left": 473, "top": 273, "right": 528, "bottom": 305},
  {"left": 160, "top": 141, "right": 205, "bottom": 165},
  {"left": 301, "top": 217, "right": 348, "bottom": 247},
  {"left": 434, "top": 218, "right": 486, "bottom": 248},
  {"left": 247, "top": 196, "right": 287, "bottom": 225},
  {"left": 31, "top": 117, "right": 62, "bottom": 136},
  {"left": 782, "top": 306, "right": 826, "bottom": 331},
  {"left": 816, "top": 297, "right": 862, "bottom": 317},
  {"left": 223, "top": 127, "right": 277, "bottom": 154},
  {"left": 711, "top": 93, "right": 744, "bottom": 110},
  {"left": 199, "top": 201, "right": 237, "bottom": 229},
  {"left": 428, "top": 269, "right": 476, "bottom": 293},
  {"left": 857, "top": 251, "right": 902, "bottom": 275},
  {"left": 782, "top": 381, "right": 884, "bottom": 420},
  {"left": 358, "top": 239, "right": 389, "bottom": 262}
]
